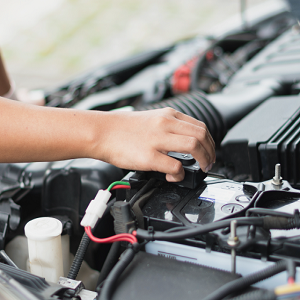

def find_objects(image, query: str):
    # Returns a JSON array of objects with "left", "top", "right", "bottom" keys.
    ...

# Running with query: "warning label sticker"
[{"left": 199, "top": 186, "right": 236, "bottom": 203}]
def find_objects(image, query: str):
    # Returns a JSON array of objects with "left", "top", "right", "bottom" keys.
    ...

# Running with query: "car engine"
[{"left": 1, "top": 1, "right": 300, "bottom": 299}]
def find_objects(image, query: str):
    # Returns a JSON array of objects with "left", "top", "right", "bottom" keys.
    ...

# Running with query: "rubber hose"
[
  {"left": 135, "top": 217, "right": 265, "bottom": 241},
  {"left": 264, "top": 216, "right": 300, "bottom": 230},
  {"left": 202, "top": 260, "right": 287, "bottom": 300},
  {"left": 98, "top": 247, "right": 135, "bottom": 300},
  {"left": 96, "top": 242, "right": 121, "bottom": 288},
  {"left": 229, "top": 289, "right": 276, "bottom": 300},
  {"left": 136, "top": 214, "right": 300, "bottom": 241},
  {"left": 67, "top": 232, "right": 90, "bottom": 280},
  {"left": 136, "top": 91, "right": 226, "bottom": 145}
]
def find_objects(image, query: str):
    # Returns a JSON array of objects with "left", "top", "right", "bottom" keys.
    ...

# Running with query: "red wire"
[
  {"left": 288, "top": 277, "right": 295, "bottom": 285},
  {"left": 85, "top": 226, "right": 137, "bottom": 244},
  {"left": 85, "top": 185, "right": 133, "bottom": 243},
  {"left": 85, "top": 226, "right": 136, "bottom": 244},
  {"left": 110, "top": 185, "right": 131, "bottom": 191}
]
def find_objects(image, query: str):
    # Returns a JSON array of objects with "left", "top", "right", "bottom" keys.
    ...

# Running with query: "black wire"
[
  {"left": 137, "top": 213, "right": 300, "bottom": 241},
  {"left": 129, "top": 178, "right": 156, "bottom": 207},
  {"left": 246, "top": 208, "right": 294, "bottom": 218},
  {"left": 67, "top": 232, "right": 90, "bottom": 280},
  {"left": 96, "top": 242, "right": 121, "bottom": 289},
  {"left": 164, "top": 226, "right": 192, "bottom": 233},
  {"left": 136, "top": 217, "right": 264, "bottom": 241},
  {"left": 202, "top": 260, "right": 287, "bottom": 300},
  {"left": 98, "top": 247, "right": 136, "bottom": 300},
  {"left": 68, "top": 199, "right": 116, "bottom": 280}
]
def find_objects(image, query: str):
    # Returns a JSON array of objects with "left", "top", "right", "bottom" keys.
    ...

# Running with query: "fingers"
[
  {"left": 151, "top": 151, "right": 185, "bottom": 182},
  {"left": 98, "top": 107, "right": 216, "bottom": 183},
  {"left": 156, "top": 133, "right": 214, "bottom": 173},
  {"left": 171, "top": 120, "right": 215, "bottom": 164},
  {"left": 175, "top": 110, "right": 215, "bottom": 146},
  {"left": 157, "top": 108, "right": 216, "bottom": 171}
]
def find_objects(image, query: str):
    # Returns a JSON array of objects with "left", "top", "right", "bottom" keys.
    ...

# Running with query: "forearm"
[
  {"left": 0, "top": 97, "right": 103, "bottom": 162},
  {"left": 0, "top": 52, "right": 11, "bottom": 96},
  {"left": 0, "top": 97, "right": 215, "bottom": 181}
]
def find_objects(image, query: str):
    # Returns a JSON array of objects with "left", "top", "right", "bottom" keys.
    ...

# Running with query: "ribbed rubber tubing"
[{"left": 137, "top": 91, "right": 226, "bottom": 145}]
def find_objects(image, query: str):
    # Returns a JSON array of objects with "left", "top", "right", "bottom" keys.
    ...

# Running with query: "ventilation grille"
[{"left": 259, "top": 108, "right": 300, "bottom": 186}]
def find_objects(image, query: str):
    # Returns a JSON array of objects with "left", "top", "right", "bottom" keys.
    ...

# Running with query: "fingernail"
[
  {"left": 205, "top": 163, "right": 213, "bottom": 173},
  {"left": 166, "top": 174, "right": 177, "bottom": 182},
  {"left": 166, "top": 172, "right": 184, "bottom": 182}
]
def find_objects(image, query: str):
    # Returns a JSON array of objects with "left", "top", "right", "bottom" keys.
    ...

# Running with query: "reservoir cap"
[{"left": 25, "top": 217, "right": 62, "bottom": 241}]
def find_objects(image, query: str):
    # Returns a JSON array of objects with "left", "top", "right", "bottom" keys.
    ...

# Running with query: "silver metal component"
[
  {"left": 272, "top": 163, "right": 283, "bottom": 186},
  {"left": 78, "top": 289, "right": 98, "bottom": 300},
  {"left": 258, "top": 183, "right": 265, "bottom": 192},
  {"left": 0, "top": 270, "right": 39, "bottom": 300},
  {"left": 0, "top": 250, "right": 19, "bottom": 269},
  {"left": 227, "top": 220, "right": 240, "bottom": 274},
  {"left": 58, "top": 277, "right": 84, "bottom": 296},
  {"left": 227, "top": 220, "right": 239, "bottom": 247},
  {"left": 231, "top": 248, "right": 236, "bottom": 274}
]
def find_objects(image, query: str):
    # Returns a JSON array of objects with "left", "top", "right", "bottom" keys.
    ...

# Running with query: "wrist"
[{"left": 82, "top": 110, "right": 109, "bottom": 161}]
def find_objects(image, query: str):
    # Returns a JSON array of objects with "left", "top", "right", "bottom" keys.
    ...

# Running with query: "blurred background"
[{"left": 0, "top": 0, "right": 262, "bottom": 90}]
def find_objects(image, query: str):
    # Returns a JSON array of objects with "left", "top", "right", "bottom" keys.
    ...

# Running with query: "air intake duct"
[{"left": 136, "top": 78, "right": 280, "bottom": 146}]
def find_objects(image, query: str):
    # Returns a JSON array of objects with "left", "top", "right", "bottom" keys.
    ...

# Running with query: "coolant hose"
[
  {"left": 202, "top": 260, "right": 287, "bottom": 300},
  {"left": 67, "top": 232, "right": 90, "bottom": 280},
  {"left": 98, "top": 247, "right": 135, "bottom": 300}
]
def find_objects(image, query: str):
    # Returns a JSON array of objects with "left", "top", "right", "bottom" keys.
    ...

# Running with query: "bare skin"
[
  {"left": 0, "top": 97, "right": 215, "bottom": 182},
  {"left": 0, "top": 53, "right": 11, "bottom": 96}
]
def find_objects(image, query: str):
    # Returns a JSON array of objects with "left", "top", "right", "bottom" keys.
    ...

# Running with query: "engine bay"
[{"left": 2, "top": 1, "right": 300, "bottom": 299}]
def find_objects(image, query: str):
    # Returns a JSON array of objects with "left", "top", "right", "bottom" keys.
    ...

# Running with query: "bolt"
[
  {"left": 272, "top": 163, "right": 283, "bottom": 186},
  {"left": 275, "top": 164, "right": 280, "bottom": 179},
  {"left": 230, "top": 220, "right": 236, "bottom": 239},
  {"left": 227, "top": 220, "right": 240, "bottom": 274},
  {"left": 227, "top": 220, "right": 239, "bottom": 247}
]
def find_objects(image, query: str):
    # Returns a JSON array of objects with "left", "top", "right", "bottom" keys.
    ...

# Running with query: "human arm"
[
  {"left": 0, "top": 97, "right": 215, "bottom": 181},
  {"left": 0, "top": 52, "right": 11, "bottom": 96}
]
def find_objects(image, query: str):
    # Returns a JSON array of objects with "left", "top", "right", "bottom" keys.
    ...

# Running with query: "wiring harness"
[
  {"left": 132, "top": 210, "right": 300, "bottom": 242},
  {"left": 82, "top": 181, "right": 137, "bottom": 245},
  {"left": 68, "top": 179, "right": 300, "bottom": 300},
  {"left": 67, "top": 181, "right": 136, "bottom": 281}
]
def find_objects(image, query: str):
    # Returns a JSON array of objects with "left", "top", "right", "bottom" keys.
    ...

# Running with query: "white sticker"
[{"left": 199, "top": 186, "right": 236, "bottom": 203}]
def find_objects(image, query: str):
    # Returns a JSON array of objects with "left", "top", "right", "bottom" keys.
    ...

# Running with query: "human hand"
[
  {"left": 0, "top": 99, "right": 214, "bottom": 178},
  {"left": 92, "top": 107, "right": 215, "bottom": 182}
]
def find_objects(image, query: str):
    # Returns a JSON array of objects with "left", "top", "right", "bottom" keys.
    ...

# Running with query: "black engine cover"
[{"left": 222, "top": 95, "right": 300, "bottom": 185}]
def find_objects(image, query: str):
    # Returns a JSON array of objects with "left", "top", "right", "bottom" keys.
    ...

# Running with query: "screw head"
[{"left": 272, "top": 163, "right": 283, "bottom": 186}]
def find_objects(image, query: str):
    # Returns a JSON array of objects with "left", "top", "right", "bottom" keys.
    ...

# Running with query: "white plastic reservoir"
[{"left": 25, "top": 217, "right": 64, "bottom": 283}]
